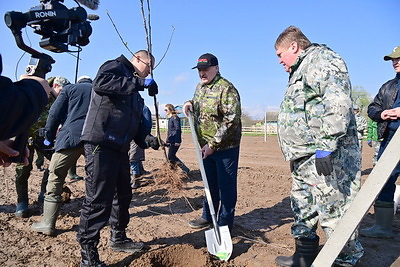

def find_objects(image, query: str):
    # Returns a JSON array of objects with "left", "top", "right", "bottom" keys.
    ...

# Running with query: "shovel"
[{"left": 187, "top": 111, "right": 233, "bottom": 261}]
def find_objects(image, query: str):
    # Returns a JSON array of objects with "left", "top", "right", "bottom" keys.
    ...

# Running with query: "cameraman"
[{"left": 0, "top": 54, "right": 56, "bottom": 166}]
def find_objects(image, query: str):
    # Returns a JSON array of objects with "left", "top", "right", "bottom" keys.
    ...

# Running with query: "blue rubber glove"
[
  {"left": 43, "top": 139, "right": 51, "bottom": 146},
  {"left": 315, "top": 150, "right": 333, "bottom": 176},
  {"left": 144, "top": 79, "right": 155, "bottom": 87},
  {"left": 144, "top": 79, "right": 158, "bottom": 96}
]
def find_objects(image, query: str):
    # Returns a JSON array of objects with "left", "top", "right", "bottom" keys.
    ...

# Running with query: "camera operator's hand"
[
  {"left": 0, "top": 139, "right": 29, "bottom": 167},
  {"left": 144, "top": 79, "right": 158, "bottom": 96},
  {"left": 20, "top": 74, "right": 56, "bottom": 98}
]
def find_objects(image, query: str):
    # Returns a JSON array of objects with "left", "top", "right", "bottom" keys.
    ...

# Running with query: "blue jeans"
[
  {"left": 201, "top": 146, "right": 239, "bottom": 230},
  {"left": 130, "top": 161, "right": 143, "bottom": 175},
  {"left": 377, "top": 129, "right": 400, "bottom": 202}
]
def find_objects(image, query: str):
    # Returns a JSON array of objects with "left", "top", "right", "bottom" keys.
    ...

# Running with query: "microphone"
[
  {"left": 75, "top": 0, "right": 100, "bottom": 10},
  {"left": 87, "top": 14, "right": 100, "bottom": 21}
]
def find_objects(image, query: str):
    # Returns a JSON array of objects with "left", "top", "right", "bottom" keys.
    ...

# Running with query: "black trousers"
[{"left": 77, "top": 143, "right": 132, "bottom": 244}]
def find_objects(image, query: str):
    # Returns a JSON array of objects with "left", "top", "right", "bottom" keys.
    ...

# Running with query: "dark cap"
[
  {"left": 192, "top": 53, "right": 218, "bottom": 69},
  {"left": 384, "top": 46, "right": 400, "bottom": 61}
]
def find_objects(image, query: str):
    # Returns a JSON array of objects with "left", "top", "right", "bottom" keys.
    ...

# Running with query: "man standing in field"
[{"left": 274, "top": 26, "right": 363, "bottom": 267}]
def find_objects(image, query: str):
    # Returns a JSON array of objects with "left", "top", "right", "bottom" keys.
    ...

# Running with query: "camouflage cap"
[
  {"left": 47, "top": 76, "right": 56, "bottom": 87},
  {"left": 384, "top": 46, "right": 400, "bottom": 61}
]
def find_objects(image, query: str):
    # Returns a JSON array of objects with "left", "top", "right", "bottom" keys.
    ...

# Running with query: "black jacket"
[
  {"left": 368, "top": 73, "right": 400, "bottom": 139},
  {"left": 45, "top": 78, "right": 92, "bottom": 152},
  {"left": 81, "top": 55, "right": 148, "bottom": 151},
  {"left": 166, "top": 116, "right": 182, "bottom": 144},
  {"left": 0, "top": 55, "right": 48, "bottom": 140}
]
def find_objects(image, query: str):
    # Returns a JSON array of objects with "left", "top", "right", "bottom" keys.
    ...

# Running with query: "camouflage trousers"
[
  {"left": 371, "top": 140, "right": 381, "bottom": 166},
  {"left": 290, "top": 144, "right": 364, "bottom": 266}
]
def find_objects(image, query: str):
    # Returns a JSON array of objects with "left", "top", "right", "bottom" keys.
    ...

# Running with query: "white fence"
[{"left": 181, "top": 123, "right": 277, "bottom": 135}]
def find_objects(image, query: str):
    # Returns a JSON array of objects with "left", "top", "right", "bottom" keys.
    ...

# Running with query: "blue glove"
[
  {"left": 43, "top": 139, "right": 51, "bottom": 146},
  {"left": 315, "top": 150, "right": 333, "bottom": 176},
  {"left": 144, "top": 79, "right": 154, "bottom": 87},
  {"left": 144, "top": 79, "right": 158, "bottom": 96},
  {"left": 367, "top": 140, "right": 372, "bottom": 147}
]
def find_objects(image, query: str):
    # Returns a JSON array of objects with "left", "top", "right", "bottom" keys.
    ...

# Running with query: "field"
[{"left": 0, "top": 134, "right": 399, "bottom": 266}]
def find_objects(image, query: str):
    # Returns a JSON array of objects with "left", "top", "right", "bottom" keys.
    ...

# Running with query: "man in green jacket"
[
  {"left": 367, "top": 119, "right": 380, "bottom": 166},
  {"left": 183, "top": 53, "right": 242, "bottom": 231}
]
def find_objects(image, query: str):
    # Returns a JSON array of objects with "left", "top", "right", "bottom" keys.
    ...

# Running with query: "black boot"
[
  {"left": 360, "top": 200, "right": 394, "bottom": 238},
  {"left": 80, "top": 242, "right": 106, "bottom": 267},
  {"left": 275, "top": 236, "right": 319, "bottom": 267},
  {"left": 109, "top": 229, "right": 143, "bottom": 253}
]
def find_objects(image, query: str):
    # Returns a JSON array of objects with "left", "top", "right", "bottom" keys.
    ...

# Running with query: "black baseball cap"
[{"left": 192, "top": 53, "right": 219, "bottom": 69}]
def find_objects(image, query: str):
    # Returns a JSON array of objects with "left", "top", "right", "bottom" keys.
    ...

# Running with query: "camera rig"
[
  {"left": 4, "top": 0, "right": 93, "bottom": 77},
  {"left": 4, "top": 0, "right": 94, "bottom": 163}
]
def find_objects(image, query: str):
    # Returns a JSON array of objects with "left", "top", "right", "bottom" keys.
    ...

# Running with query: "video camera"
[
  {"left": 4, "top": 0, "right": 95, "bottom": 77},
  {"left": 4, "top": 0, "right": 97, "bottom": 163}
]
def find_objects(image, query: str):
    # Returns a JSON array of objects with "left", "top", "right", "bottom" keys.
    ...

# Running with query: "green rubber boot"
[{"left": 31, "top": 201, "right": 61, "bottom": 236}]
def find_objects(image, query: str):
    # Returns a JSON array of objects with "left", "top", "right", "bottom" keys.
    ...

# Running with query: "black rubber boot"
[
  {"left": 109, "top": 229, "right": 143, "bottom": 253},
  {"left": 80, "top": 241, "right": 106, "bottom": 267},
  {"left": 360, "top": 200, "right": 394, "bottom": 238},
  {"left": 15, "top": 202, "right": 29, "bottom": 218},
  {"left": 275, "top": 236, "right": 319, "bottom": 267}
]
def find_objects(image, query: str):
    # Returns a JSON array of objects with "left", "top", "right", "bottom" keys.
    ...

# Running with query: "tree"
[
  {"left": 241, "top": 110, "right": 255, "bottom": 127},
  {"left": 352, "top": 86, "right": 373, "bottom": 116}
]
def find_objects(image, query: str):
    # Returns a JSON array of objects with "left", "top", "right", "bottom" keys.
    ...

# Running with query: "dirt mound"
[{"left": 131, "top": 244, "right": 224, "bottom": 267}]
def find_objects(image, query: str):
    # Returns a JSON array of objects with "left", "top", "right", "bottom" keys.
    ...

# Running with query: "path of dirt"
[{"left": 0, "top": 134, "right": 399, "bottom": 266}]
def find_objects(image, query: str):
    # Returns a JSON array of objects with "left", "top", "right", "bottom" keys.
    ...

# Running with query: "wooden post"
[{"left": 312, "top": 128, "right": 400, "bottom": 266}]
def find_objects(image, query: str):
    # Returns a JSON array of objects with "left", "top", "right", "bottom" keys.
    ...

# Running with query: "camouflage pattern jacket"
[
  {"left": 29, "top": 97, "right": 56, "bottom": 141},
  {"left": 191, "top": 74, "right": 242, "bottom": 151},
  {"left": 277, "top": 44, "right": 358, "bottom": 161},
  {"left": 355, "top": 112, "right": 367, "bottom": 140}
]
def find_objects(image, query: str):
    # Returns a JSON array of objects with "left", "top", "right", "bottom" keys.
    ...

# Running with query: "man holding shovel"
[{"left": 183, "top": 53, "right": 242, "bottom": 231}]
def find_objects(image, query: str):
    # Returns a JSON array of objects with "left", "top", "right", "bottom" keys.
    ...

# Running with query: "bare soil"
[{"left": 0, "top": 134, "right": 399, "bottom": 267}]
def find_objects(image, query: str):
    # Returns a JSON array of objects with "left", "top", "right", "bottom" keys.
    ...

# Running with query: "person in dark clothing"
[
  {"left": 31, "top": 76, "right": 93, "bottom": 236},
  {"left": 361, "top": 46, "right": 400, "bottom": 238},
  {"left": 77, "top": 50, "right": 160, "bottom": 267},
  {"left": 165, "top": 104, "right": 189, "bottom": 173},
  {"left": 129, "top": 105, "right": 153, "bottom": 189},
  {"left": 0, "top": 54, "right": 55, "bottom": 166}
]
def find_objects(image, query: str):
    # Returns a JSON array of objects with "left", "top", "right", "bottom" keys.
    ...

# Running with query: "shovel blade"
[{"left": 205, "top": 225, "right": 232, "bottom": 261}]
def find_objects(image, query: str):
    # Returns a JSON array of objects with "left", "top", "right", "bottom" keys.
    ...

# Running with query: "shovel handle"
[{"left": 187, "top": 111, "right": 222, "bottom": 245}]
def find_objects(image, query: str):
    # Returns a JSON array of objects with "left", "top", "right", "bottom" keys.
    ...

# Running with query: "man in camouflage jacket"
[
  {"left": 353, "top": 106, "right": 367, "bottom": 150},
  {"left": 274, "top": 26, "right": 363, "bottom": 267},
  {"left": 183, "top": 53, "right": 242, "bottom": 230}
]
